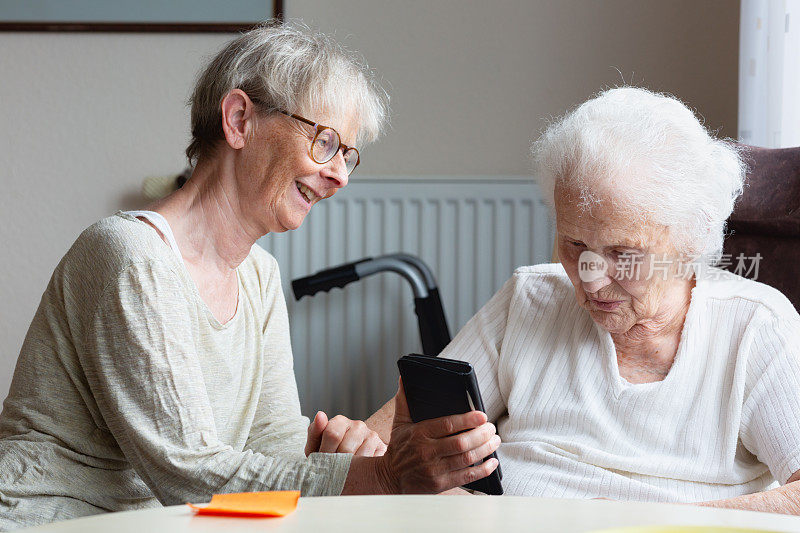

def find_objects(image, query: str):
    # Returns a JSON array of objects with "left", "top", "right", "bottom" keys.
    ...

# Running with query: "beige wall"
[
  {"left": 0, "top": 1, "right": 739, "bottom": 398},
  {"left": 287, "top": 0, "right": 740, "bottom": 175}
]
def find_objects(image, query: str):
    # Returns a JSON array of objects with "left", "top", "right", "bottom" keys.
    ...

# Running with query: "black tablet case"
[{"left": 397, "top": 354, "right": 503, "bottom": 495}]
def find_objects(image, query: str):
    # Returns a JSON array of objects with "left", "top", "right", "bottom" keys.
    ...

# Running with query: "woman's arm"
[
  {"left": 82, "top": 262, "right": 350, "bottom": 502},
  {"left": 366, "top": 397, "right": 395, "bottom": 443},
  {"left": 696, "top": 471, "right": 800, "bottom": 515},
  {"left": 728, "top": 315, "right": 800, "bottom": 515},
  {"left": 244, "top": 256, "right": 385, "bottom": 458}
]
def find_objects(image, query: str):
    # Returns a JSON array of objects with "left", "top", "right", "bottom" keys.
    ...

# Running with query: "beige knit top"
[{"left": 0, "top": 212, "right": 351, "bottom": 530}]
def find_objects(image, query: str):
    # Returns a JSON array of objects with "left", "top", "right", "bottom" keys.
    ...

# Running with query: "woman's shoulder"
[
  {"left": 55, "top": 213, "right": 183, "bottom": 296},
  {"left": 508, "top": 262, "right": 574, "bottom": 303},
  {"left": 699, "top": 266, "right": 799, "bottom": 324},
  {"left": 65, "top": 213, "right": 176, "bottom": 273},
  {"left": 29, "top": 213, "right": 187, "bottom": 343},
  {"left": 513, "top": 261, "right": 571, "bottom": 280},
  {"left": 476, "top": 262, "right": 579, "bottom": 326}
]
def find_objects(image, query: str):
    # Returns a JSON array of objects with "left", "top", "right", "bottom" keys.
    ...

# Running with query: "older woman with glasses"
[{"left": 0, "top": 22, "right": 499, "bottom": 529}]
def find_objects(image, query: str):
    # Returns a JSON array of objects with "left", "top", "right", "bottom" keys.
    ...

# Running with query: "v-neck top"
[
  {"left": 121, "top": 210, "right": 240, "bottom": 327},
  {"left": 445, "top": 262, "right": 800, "bottom": 502},
  {"left": 0, "top": 212, "right": 351, "bottom": 530}
]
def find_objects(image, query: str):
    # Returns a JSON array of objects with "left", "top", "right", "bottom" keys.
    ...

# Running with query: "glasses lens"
[
  {"left": 311, "top": 128, "right": 339, "bottom": 163},
  {"left": 343, "top": 149, "right": 360, "bottom": 175}
]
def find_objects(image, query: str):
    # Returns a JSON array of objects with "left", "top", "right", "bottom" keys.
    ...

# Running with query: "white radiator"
[{"left": 257, "top": 176, "right": 553, "bottom": 420}]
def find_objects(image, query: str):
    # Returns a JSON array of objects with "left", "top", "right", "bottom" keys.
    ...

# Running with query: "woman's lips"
[
  {"left": 589, "top": 299, "right": 623, "bottom": 311},
  {"left": 294, "top": 182, "right": 312, "bottom": 209}
]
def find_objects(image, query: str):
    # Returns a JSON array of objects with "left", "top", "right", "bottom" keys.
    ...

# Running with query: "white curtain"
[{"left": 739, "top": 0, "right": 800, "bottom": 148}]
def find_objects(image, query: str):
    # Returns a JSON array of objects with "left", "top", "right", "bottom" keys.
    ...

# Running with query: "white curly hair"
[{"left": 531, "top": 86, "right": 746, "bottom": 264}]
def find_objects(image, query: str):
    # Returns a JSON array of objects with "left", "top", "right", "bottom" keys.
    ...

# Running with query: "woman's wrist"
[
  {"left": 341, "top": 456, "right": 399, "bottom": 495},
  {"left": 374, "top": 454, "right": 399, "bottom": 493}
]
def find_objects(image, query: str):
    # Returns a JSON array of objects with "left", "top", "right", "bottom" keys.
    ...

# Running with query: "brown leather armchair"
[{"left": 722, "top": 145, "right": 800, "bottom": 310}]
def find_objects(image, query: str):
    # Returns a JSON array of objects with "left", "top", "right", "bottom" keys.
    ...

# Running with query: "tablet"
[{"left": 397, "top": 353, "right": 503, "bottom": 495}]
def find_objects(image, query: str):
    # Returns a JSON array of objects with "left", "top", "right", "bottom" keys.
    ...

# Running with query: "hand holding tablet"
[{"left": 397, "top": 354, "right": 503, "bottom": 495}]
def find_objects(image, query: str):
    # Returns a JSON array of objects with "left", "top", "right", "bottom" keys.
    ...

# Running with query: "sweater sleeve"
[
  {"left": 243, "top": 255, "right": 350, "bottom": 481},
  {"left": 80, "top": 260, "right": 350, "bottom": 504},
  {"left": 439, "top": 277, "right": 516, "bottom": 424},
  {"left": 739, "top": 313, "right": 800, "bottom": 485}
]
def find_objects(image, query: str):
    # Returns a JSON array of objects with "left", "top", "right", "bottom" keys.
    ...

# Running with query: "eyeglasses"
[{"left": 280, "top": 111, "right": 360, "bottom": 175}]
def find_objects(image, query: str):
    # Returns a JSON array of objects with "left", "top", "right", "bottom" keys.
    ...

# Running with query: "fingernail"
[{"left": 492, "top": 435, "right": 501, "bottom": 446}]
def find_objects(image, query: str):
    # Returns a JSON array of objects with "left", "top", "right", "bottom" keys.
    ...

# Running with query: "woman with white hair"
[
  {"left": 0, "top": 22, "right": 499, "bottom": 529},
  {"left": 368, "top": 87, "right": 800, "bottom": 512}
]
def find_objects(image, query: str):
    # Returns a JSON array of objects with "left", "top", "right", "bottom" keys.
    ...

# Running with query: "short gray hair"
[
  {"left": 531, "top": 86, "right": 745, "bottom": 264},
  {"left": 187, "top": 20, "right": 389, "bottom": 163}
]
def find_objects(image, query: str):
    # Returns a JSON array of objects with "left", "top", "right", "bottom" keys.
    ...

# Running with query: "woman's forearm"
[
  {"left": 696, "top": 481, "right": 800, "bottom": 515},
  {"left": 365, "top": 398, "right": 395, "bottom": 443},
  {"left": 341, "top": 456, "right": 396, "bottom": 495}
]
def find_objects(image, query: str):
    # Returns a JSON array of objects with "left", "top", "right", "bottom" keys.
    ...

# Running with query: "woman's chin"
[
  {"left": 273, "top": 210, "right": 309, "bottom": 232},
  {"left": 589, "top": 309, "right": 630, "bottom": 334},
  {"left": 281, "top": 218, "right": 305, "bottom": 232}
]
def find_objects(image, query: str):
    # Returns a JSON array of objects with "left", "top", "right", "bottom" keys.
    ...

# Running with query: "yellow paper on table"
[
  {"left": 187, "top": 490, "right": 300, "bottom": 518},
  {"left": 589, "top": 526, "right": 774, "bottom": 533}
]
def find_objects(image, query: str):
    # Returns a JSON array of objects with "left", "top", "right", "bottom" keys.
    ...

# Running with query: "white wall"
[
  {"left": 0, "top": 1, "right": 739, "bottom": 399},
  {"left": 287, "top": 0, "right": 740, "bottom": 175},
  {"left": 0, "top": 33, "right": 231, "bottom": 398}
]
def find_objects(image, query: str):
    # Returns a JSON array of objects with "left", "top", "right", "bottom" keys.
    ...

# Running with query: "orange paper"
[{"left": 187, "top": 490, "right": 300, "bottom": 518}]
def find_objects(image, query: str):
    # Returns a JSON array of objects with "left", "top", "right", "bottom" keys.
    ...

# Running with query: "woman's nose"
[
  {"left": 578, "top": 250, "right": 613, "bottom": 293},
  {"left": 582, "top": 276, "right": 612, "bottom": 294},
  {"left": 322, "top": 150, "right": 349, "bottom": 188}
]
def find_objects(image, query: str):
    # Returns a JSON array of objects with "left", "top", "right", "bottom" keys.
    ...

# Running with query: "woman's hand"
[
  {"left": 305, "top": 411, "right": 387, "bottom": 457},
  {"left": 376, "top": 380, "right": 501, "bottom": 494}
]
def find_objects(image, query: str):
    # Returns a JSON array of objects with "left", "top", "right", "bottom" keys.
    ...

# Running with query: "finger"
[
  {"left": 393, "top": 378, "right": 413, "bottom": 425},
  {"left": 436, "top": 422, "right": 496, "bottom": 457},
  {"left": 419, "top": 409, "right": 490, "bottom": 439},
  {"left": 310, "top": 411, "right": 328, "bottom": 436},
  {"left": 375, "top": 440, "right": 388, "bottom": 456},
  {"left": 445, "top": 435, "right": 501, "bottom": 470},
  {"left": 354, "top": 435, "right": 380, "bottom": 457},
  {"left": 304, "top": 411, "right": 328, "bottom": 456},
  {"left": 449, "top": 458, "right": 499, "bottom": 489},
  {"left": 338, "top": 423, "right": 369, "bottom": 454},
  {"left": 319, "top": 415, "right": 349, "bottom": 453}
]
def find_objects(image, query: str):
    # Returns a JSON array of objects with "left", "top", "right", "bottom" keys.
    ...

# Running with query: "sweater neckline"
[
  {"left": 595, "top": 274, "right": 705, "bottom": 394},
  {"left": 116, "top": 211, "right": 242, "bottom": 330}
]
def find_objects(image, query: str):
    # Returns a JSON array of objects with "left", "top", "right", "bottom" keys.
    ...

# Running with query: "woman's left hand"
[{"left": 305, "top": 411, "right": 388, "bottom": 457}]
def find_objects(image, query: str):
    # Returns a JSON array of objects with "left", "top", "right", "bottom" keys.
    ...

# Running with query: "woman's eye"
[
  {"left": 613, "top": 250, "right": 642, "bottom": 260},
  {"left": 568, "top": 240, "right": 584, "bottom": 247}
]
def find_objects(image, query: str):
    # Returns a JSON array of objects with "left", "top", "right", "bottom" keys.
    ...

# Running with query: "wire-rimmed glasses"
[{"left": 280, "top": 111, "right": 360, "bottom": 175}]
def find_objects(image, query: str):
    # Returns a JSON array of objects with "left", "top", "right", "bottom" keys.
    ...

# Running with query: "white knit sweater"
[{"left": 443, "top": 263, "right": 800, "bottom": 501}]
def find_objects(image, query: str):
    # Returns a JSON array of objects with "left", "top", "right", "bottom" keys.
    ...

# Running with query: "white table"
[{"left": 18, "top": 496, "right": 800, "bottom": 532}]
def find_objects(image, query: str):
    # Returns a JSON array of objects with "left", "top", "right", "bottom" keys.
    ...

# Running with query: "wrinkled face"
[
  {"left": 555, "top": 186, "right": 689, "bottom": 335},
  {"left": 235, "top": 109, "right": 358, "bottom": 234}
]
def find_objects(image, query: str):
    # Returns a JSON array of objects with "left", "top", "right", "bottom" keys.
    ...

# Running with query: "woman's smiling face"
[
  {"left": 555, "top": 186, "right": 689, "bottom": 335},
  {"left": 234, "top": 106, "right": 358, "bottom": 234}
]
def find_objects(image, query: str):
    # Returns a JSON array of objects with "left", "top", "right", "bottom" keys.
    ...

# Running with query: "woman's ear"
[{"left": 220, "top": 89, "right": 257, "bottom": 150}]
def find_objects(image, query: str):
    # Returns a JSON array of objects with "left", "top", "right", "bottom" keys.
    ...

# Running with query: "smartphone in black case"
[{"left": 397, "top": 353, "right": 503, "bottom": 495}]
